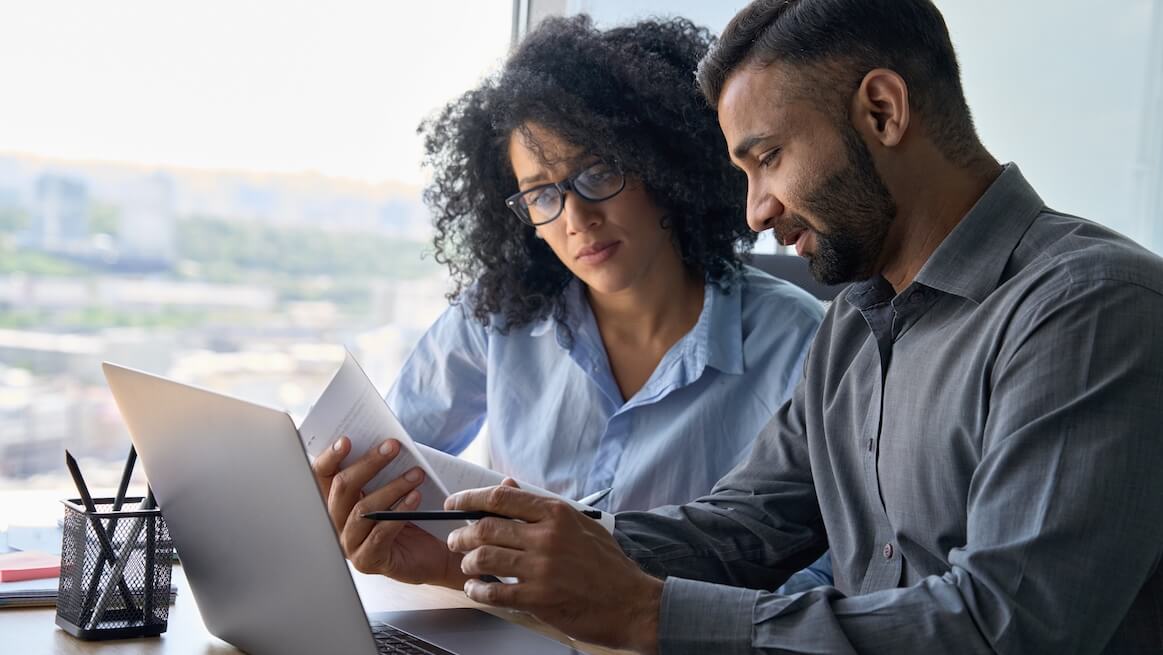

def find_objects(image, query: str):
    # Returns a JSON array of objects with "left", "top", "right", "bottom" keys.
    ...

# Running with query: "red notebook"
[{"left": 0, "top": 551, "right": 61, "bottom": 582}]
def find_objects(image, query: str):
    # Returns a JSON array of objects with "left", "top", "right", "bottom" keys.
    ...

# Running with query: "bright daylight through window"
[{"left": 0, "top": 0, "right": 512, "bottom": 537}]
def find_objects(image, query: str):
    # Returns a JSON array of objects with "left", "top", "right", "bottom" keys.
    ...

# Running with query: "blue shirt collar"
[{"left": 529, "top": 276, "right": 746, "bottom": 378}]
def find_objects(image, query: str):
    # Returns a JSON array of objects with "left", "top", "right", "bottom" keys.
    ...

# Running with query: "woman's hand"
[{"left": 311, "top": 436, "right": 470, "bottom": 589}]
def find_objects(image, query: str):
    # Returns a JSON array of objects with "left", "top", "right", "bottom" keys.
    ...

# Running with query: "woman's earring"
[{"left": 533, "top": 230, "right": 544, "bottom": 240}]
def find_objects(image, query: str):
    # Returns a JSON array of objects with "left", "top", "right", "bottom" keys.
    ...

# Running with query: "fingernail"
[
  {"left": 404, "top": 468, "right": 423, "bottom": 482},
  {"left": 405, "top": 491, "right": 420, "bottom": 506},
  {"left": 379, "top": 440, "right": 395, "bottom": 456},
  {"left": 332, "top": 438, "right": 344, "bottom": 452}
]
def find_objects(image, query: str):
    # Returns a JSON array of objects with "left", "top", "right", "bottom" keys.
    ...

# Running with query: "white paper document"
[{"left": 298, "top": 352, "right": 614, "bottom": 541}]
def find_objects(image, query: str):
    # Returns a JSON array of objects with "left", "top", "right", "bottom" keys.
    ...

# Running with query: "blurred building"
[
  {"left": 31, "top": 174, "right": 89, "bottom": 253},
  {"left": 117, "top": 172, "right": 177, "bottom": 266}
]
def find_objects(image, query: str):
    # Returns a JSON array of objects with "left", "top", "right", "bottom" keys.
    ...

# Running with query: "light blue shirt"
[{"left": 386, "top": 266, "right": 824, "bottom": 512}]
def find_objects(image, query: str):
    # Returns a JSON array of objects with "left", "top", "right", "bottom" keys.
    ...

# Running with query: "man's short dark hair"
[{"left": 697, "top": 0, "right": 983, "bottom": 166}]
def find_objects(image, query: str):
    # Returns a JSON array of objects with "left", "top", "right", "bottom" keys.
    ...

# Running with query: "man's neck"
[{"left": 879, "top": 155, "right": 1003, "bottom": 293}]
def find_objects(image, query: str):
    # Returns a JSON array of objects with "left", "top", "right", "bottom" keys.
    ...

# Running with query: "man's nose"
[{"left": 747, "top": 185, "right": 784, "bottom": 234}]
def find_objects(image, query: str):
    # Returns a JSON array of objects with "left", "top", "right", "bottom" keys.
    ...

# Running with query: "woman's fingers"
[{"left": 338, "top": 468, "right": 425, "bottom": 556}]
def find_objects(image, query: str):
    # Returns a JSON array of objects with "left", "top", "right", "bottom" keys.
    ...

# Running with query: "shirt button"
[{"left": 883, "top": 543, "right": 894, "bottom": 559}]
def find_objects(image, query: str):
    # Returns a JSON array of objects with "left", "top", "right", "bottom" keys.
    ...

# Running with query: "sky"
[{"left": 0, "top": 0, "right": 512, "bottom": 185}]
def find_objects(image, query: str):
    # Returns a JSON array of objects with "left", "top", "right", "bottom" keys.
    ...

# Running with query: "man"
[{"left": 314, "top": 0, "right": 1163, "bottom": 652}]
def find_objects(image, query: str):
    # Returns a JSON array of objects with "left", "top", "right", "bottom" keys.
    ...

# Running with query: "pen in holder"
[{"left": 55, "top": 496, "right": 174, "bottom": 640}]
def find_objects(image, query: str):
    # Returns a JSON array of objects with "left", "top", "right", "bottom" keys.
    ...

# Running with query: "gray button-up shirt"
[{"left": 615, "top": 165, "right": 1163, "bottom": 653}]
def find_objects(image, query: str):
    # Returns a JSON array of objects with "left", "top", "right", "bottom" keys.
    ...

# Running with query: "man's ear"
[{"left": 852, "top": 68, "right": 910, "bottom": 148}]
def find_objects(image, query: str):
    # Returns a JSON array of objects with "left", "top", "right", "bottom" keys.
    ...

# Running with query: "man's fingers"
[
  {"left": 459, "top": 544, "right": 525, "bottom": 579},
  {"left": 444, "top": 484, "right": 551, "bottom": 522},
  {"left": 447, "top": 517, "right": 527, "bottom": 553},
  {"left": 462, "top": 578, "right": 530, "bottom": 609}
]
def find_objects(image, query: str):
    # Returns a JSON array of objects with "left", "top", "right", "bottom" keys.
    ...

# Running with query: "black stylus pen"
[
  {"left": 361, "top": 509, "right": 602, "bottom": 521},
  {"left": 64, "top": 450, "right": 138, "bottom": 619}
]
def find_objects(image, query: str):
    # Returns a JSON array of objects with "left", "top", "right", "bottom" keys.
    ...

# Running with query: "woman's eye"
[
  {"left": 582, "top": 167, "right": 613, "bottom": 183},
  {"left": 529, "top": 190, "right": 557, "bottom": 209}
]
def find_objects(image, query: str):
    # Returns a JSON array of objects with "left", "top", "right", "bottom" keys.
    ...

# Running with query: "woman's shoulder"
[
  {"left": 441, "top": 280, "right": 579, "bottom": 342},
  {"left": 734, "top": 264, "right": 826, "bottom": 326}
]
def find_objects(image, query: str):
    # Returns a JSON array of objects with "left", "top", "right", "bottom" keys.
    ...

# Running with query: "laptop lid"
[{"left": 102, "top": 361, "right": 381, "bottom": 655}]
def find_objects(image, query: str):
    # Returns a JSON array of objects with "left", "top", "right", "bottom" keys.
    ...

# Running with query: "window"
[
  {"left": 524, "top": 0, "right": 1163, "bottom": 257},
  {"left": 0, "top": 0, "right": 512, "bottom": 533}
]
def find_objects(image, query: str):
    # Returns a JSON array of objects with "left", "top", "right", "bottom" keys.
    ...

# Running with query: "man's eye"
[{"left": 759, "top": 148, "right": 781, "bottom": 169}]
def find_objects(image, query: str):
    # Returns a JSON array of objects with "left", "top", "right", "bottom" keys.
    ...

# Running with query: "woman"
[{"left": 318, "top": 15, "right": 829, "bottom": 589}]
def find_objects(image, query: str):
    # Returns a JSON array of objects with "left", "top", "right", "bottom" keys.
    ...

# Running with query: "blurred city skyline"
[
  {"left": 0, "top": 2, "right": 514, "bottom": 495},
  {"left": 1, "top": 0, "right": 1160, "bottom": 507}
]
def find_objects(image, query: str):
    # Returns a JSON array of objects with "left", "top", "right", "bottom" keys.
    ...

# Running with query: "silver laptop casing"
[
  {"left": 104, "top": 361, "right": 384, "bottom": 654},
  {"left": 104, "top": 362, "right": 583, "bottom": 654}
]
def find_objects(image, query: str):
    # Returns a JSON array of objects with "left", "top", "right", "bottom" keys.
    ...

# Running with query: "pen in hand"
[{"left": 361, "top": 509, "right": 602, "bottom": 521}]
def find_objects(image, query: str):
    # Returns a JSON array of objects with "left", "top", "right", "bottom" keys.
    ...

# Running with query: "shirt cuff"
[{"left": 659, "top": 577, "right": 759, "bottom": 655}]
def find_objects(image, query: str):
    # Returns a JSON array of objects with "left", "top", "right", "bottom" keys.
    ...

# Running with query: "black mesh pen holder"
[{"left": 56, "top": 497, "right": 174, "bottom": 640}]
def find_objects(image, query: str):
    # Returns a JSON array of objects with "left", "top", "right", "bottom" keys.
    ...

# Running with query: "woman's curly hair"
[{"left": 420, "top": 15, "right": 753, "bottom": 330}]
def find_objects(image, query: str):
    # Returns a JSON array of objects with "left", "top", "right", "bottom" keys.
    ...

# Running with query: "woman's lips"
[{"left": 576, "top": 240, "right": 621, "bottom": 265}]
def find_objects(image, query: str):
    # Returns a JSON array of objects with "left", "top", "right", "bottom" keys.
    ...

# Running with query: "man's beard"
[{"left": 796, "top": 126, "right": 897, "bottom": 285}]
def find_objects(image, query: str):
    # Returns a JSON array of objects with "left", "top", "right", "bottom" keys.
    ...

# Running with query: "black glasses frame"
[{"left": 505, "top": 161, "right": 626, "bottom": 226}]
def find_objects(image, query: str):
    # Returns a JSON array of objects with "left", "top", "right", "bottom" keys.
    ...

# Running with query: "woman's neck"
[
  {"left": 586, "top": 255, "right": 705, "bottom": 350},
  {"left": 585, "top": 253, "right": 704, "bottom": 402}
]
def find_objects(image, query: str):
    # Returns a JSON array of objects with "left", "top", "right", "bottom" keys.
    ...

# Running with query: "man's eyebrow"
[
  {"left": 730, "top": 133, "right": 776, "bottom": 162},
  {"left": 732, "top": 133, "right": 775, "bottom": 162},
  {"left": 518, "top": 173, "right": 547, "bottom": 187}
]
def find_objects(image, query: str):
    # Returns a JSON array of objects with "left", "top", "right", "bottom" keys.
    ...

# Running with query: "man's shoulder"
[{"left": 1006, "top": 209, "right": 1163, "bottom": 300}]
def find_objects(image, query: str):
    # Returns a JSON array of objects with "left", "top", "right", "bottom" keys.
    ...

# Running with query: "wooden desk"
[{"left": 1, "top": 566, "right": 630, "bottom": 654}]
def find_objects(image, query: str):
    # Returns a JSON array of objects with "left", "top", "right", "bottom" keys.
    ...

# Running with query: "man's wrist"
[{"left": 627, "top": 573, "right": 664, "bottom": 655}]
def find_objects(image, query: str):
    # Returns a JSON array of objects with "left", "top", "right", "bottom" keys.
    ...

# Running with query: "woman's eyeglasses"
[{"left": 505, "top": 161, "right": 626, "bottom": 226}]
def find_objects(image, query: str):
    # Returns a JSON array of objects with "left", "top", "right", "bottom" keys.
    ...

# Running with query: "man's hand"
[
  {"left": 445, "top": 483, "right": 663, "bottom": 654},
  {"left": 311, "top": 436, "right": 470, "bottom": 589}
]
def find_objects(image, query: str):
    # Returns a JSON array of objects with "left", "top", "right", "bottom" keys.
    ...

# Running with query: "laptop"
[{"left": 102, "top": 361, "right": 581, "bottom": 655}]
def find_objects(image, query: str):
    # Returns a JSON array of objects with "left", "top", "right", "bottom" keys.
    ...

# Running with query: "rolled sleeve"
[
  {"left": 659, "top": 577, "right": 760, "bottom": 655},
  {"left": 387, "top": 302, "right": 489, "bottom": 455}
]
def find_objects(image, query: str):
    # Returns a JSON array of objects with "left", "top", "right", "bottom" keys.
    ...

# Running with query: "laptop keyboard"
[{"left": 370, "top": 621, "right": 455, "bottom": 655}]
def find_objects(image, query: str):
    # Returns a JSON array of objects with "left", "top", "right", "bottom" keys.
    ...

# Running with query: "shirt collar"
[
  {"left": 914, "top": 163, "right": 1044, "bottom": 304},
  {"left": 531, "top": 276, "right": 745, "bottom": 376},
  {"left": 699, "top": 279, "right": 745, "bottom": 375},
  {"left": 845, "top": 163, "right": 1044, "bottom": 308}
]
